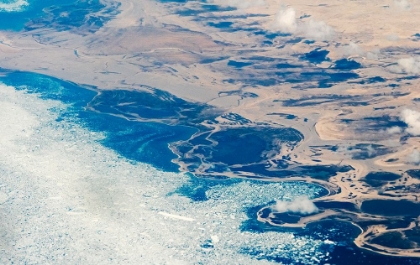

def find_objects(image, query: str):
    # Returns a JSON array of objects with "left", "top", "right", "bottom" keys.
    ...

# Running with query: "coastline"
[{"left": 1, "top": 0, "right": 420, "bottom": 261}]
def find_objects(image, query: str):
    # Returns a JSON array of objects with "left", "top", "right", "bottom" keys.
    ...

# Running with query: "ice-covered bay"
[{"left": 0, "top": 83, "right": 329, "bottom": 264}]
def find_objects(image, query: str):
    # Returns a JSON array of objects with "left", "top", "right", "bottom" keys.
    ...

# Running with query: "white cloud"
[
  {"left": 365, "top": 145, "right": 376, "bottom": 157},
  {"left": 387, "top": 126, "right": 402, "bottom": 134},
  {"left": 274, "top": 7, "right": 297, "bottom": 33},
  {"left": 366, "top": 49, "right": 380, "bottom": 60},
  {"left": 407, "top": 150, "right": 420, "bottom": 164},
  {"left": 340, "top": 42, "right": 363, "bottom": 57},
  {"left": 273, "top": 196, "right": 318, "bottom": 215},
  {"left": 207, "top": 0, "right": 265, "bottom": 9},
  {"left": 338, "top": 44, "right": 380, "bottom": 60},
  {"left": 303, "top": 19, "right": 335, "bottom": 41},
  {"left": 400, "top": 109, "right": 420, "bottom": 136},
  {"left": 272, "top": 6, "right": 335, "bottom": 41},
  {"left": 386, "top": 34, "right": 400, "bottom": 41},
  {"left": 388, "top": 109, "right": 420, "bottom": 136},
  {"left": 397, "top": 57, "right": 420, "bottom": 74},
  {"left": 394, "top": 0, "right": 411, "bottom": 10}
]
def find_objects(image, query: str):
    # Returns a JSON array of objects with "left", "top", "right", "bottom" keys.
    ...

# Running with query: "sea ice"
[{"left": 0, "top": 83, "right": 330, "bottom": 264}]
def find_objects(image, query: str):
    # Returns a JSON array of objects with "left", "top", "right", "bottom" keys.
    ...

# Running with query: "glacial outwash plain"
[{"left": 2, "top": 0, "right": 420, "bottom": 264}]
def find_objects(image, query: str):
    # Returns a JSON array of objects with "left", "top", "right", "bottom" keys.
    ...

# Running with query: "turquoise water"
[
  {"left": 0, "top": 70, "right": 196, "bottom": 171},
  {"left": 0, "top": 0, "right": 75, "bottom": 30},
  {"left": 0, "top": 0, "right": 109, "bottom": 31}
]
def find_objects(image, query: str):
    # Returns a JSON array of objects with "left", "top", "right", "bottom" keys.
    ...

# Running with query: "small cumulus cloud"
[
  {"left": 394, "top": 0, "right": 411, "bottom": 10},
  {"left": 407, "top": 150, "right": 420, "bottom": 165},
  {"left": 397, "top": 57, "right": 420, "bottom": 74},
  {"left": 365, "top": 144, "right": 376, "bottom": 157},
  {"left": 387, "top": 126, "right": 403, "bottom": 134},
  {"left": 274, "top": 7, "right": 297, "bottom": 33},
  {"left": 366, "top": 49, "right": 380, "bottom": 60},
  {"left": 273, "top": 196, "right": 318, "bottom": 215},
  {"left": 338, "top": 43, "right": 380, "bottom": 60},
  {"left": 386, "top": 34, "right": 400, "bottom": 41},
  {"left": 340, "top": 42, "right": 363, "bottom": 57},
  {"left": 303, "top": 19, "right": 335, "bottom": 41},
  {"left": 400, "top": 109, "right": 420, "bottom": 136},
  {"left": 272, "top": 6, "right": 334, "bottom": 41},
  {"left": 386, "top": 109, "right": 420, "bottom": 136},
  {"left": 207, "top": 0, "right": 265, "bottom": 9}
]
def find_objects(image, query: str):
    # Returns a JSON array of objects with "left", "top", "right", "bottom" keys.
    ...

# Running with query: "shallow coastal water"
[
  {"left": 0, "top": 0, "right": 76, "bottom": 30},
  {"left": 0, "top": 0, "right": 112, "bottom": 31},
  {"left": 1, "top": 71, "right": 197, "bottom": 171}
]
